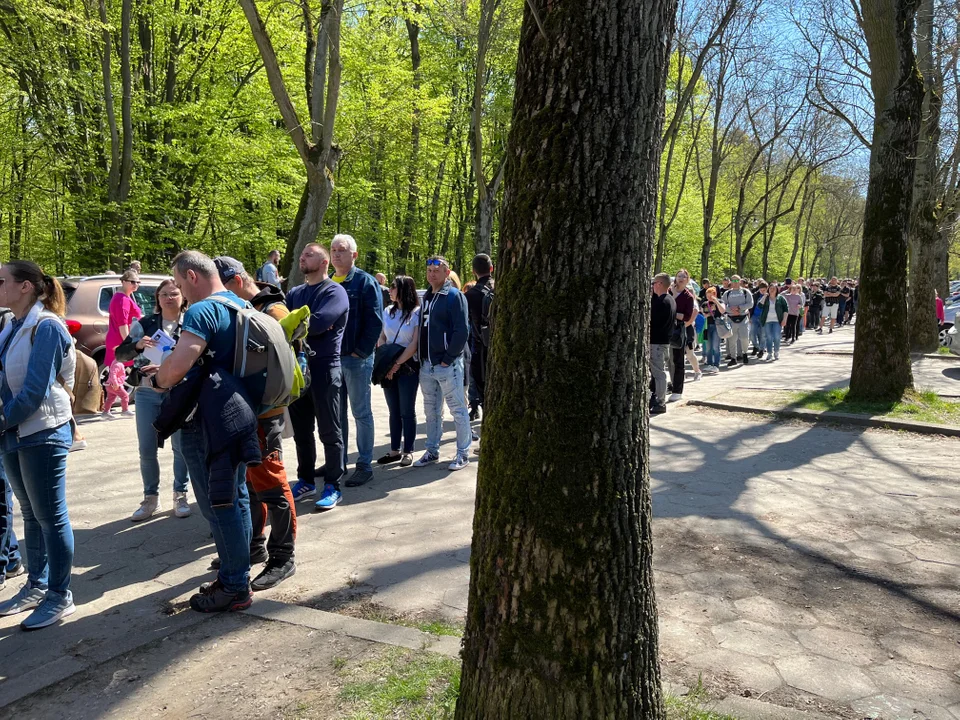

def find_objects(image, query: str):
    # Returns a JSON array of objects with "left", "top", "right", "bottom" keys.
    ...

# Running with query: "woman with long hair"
[
  {"left": 0, "top": 261, "right": 77, "bottom": 630},
  {"left": 376, "top": 275, "right": 421, "bottom": 467},
  {"left": 668, "top": 269, "right": 698, "bottom": 401},
  {"left": 760, "top": 282, "right": 788, "bottom": 360},
  {"left": 104, "top": 269, "right": 143, "bottom": 368},
  {"left": 115, "top": 279, "right": 191, "bottom": 522}
]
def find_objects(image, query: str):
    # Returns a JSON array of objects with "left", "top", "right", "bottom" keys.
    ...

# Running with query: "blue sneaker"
[
  {"left": 291, "top": 480, "right": 317, "bottom": 501},
  {"left": 0, "top": 583, "right": 46, "bottom": 616},
  {"left": 314, "top": 484, "right": 342, "bottom": 511},
  {"left": 20, "top": 590, "right": 76, "bottom": 631}
]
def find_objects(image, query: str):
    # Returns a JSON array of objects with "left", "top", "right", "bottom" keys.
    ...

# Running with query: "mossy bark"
[
  {"left": 849, "top": 0, "right": 923, "bottom": 401},
  {"left": 454, "top": 0, "right": 673, "bottom": 717}
]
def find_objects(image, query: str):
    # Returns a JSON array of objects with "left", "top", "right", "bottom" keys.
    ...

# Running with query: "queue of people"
[
  {"left": 0, "top": 241, "right": 491, "bottom": 629},
  {"left": 650, "top": 272, "right": 858, "bottom": 413}
]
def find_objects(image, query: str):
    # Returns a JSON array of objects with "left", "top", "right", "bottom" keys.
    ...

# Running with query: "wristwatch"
[{"left": 150, "top": 375, "right": 164, "bottom": 390}]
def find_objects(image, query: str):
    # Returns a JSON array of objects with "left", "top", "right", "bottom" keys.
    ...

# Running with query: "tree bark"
[
  {"left": 906, "top": 0, "right": 941, "bottom": 353},
  {"left": 396, "top": 6, "right": 422, "bottom": 275},
  {"left": 849, "top": 0, "right": 923, "bottom": 401},
  {"left": 454, "top": 0, "right": 673, "bottom": 716}
]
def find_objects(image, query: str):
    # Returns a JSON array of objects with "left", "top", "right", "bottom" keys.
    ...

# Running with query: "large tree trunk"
[
  {"left": 907, "top": 0, "right": 941, "bottom": 353},
  {"left": 455, "top": 0, "right": 673, "bottom": 715},
  {"left": 395, "top": 8, "right": 422, "bottom": 275},
  {"left": 849, "top": 0, "right": 923, "bottom": 401}
]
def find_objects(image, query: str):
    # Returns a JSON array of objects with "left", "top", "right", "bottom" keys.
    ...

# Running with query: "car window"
[
  {"left": 98, "top": 287, "right": 116, "bottom": 314},
  {"left": 134, "top": 287, "right": 157, "bottom": 316}
]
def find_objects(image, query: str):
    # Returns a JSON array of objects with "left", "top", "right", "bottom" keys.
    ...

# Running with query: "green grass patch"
[
  {"left": 937, "top": 346, "right": 953, "bottom": 355},
  {"left": 337, "top": 648, "right": 736, "bottom": 720},
  {"left": 338, "top": 647, "right": 460, "bottom": 719},
  {"left": 787, "top": 387, "right": 960, "bottom": 425}
]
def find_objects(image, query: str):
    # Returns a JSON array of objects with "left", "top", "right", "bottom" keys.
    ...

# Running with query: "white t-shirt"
[{"left": 382, "top": 306, "right": 421, "bottom": 348}]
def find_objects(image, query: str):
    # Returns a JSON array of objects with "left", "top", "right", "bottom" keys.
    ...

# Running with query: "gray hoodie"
[{"left": 723, "top": 287, "right": 754, "bottom": 321}]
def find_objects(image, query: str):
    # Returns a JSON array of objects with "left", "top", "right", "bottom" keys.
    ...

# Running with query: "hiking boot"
[
  {"left": 448, "top": 453, "right": 469, "bottom": 471},
  {"left": 20, "top": 590, "right": 75, "bottom": 631},
  {"left": 173, "top": 492, "right": 191, "bottom": 518},
  {"left": 0, "top": 583, "right": 46, "bottom": 616},
  {"left": 291, "top": 481, "right": 317, "bottom": 501},
  {"left": 413, "top": 451, "right": 439, "bottom": 467},
  {"left": 314, "top": 484, "right": 342, "bottom": 511},
  {"left": 345, "top": 468, "right": 374, "bottom": 487},
  {"left": 131, "top": 495, "right": 160, "bottom": 522},
  {"left": 251, "top": 559, "right": 296, "bottom": 591},
  {"left": 189, "top": 579, "right": 252, "bottom": 613}
]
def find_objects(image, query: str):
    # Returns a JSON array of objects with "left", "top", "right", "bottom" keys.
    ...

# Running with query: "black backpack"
[{"left": 478, "top": 282, "right": 494, "bottom": 347}]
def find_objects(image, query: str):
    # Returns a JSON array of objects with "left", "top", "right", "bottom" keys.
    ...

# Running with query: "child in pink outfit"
[{"left": 102, "top": 359, "right": 131, "bottom": 419}]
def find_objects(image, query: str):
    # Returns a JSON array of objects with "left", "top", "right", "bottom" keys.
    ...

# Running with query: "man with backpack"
[
  {"left": 329, "top": 234, "right": 383, "bottom": 488},
  {"left": 256, "top": 250, "right": 283, "bottom": 287},
  {"left": 722, "top": 275, "right": 754, "bottom": 366},
  {"left": 147, "top": 250, "right": 264, "bottom": 613},
  {"left": 286, "top": 243, "right": 350, "bottom": 511},
  {"left": 465, "top": 254, "right": 493, "bottom": 420},
  {"left": 215, "top": 257, "right": 298, "bottom": 590}
]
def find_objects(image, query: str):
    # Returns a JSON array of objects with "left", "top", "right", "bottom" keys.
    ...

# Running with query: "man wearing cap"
[
  {"left": 413, "top": 255, "right": 471, "bottom": 471},
  {"left": 214, "top": 257, "right": 298, "bottom": 590}
]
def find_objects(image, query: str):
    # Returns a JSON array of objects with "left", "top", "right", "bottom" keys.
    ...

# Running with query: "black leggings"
[{"left": 785, "top": 315, "right": 800, "bottom": 342}]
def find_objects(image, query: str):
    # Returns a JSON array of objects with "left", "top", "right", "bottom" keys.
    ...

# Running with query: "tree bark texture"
[
  {"left": 849, "top": 0, "right": 922, "bottom": 400},
  {"left": 454, "top": 0, "right": 674, "bottom": 716},
  {"left": 907, "top": 0, "right": 941, "bottom": 353}
]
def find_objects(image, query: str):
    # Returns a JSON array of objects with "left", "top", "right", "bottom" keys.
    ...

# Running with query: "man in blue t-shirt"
[{"left": 148, "top": 250, "right": 253, "bottom": 614}]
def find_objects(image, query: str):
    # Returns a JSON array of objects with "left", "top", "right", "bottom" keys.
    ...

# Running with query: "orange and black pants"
[{"left": 247, "top": 414, "right": 296, "bottom": 564}]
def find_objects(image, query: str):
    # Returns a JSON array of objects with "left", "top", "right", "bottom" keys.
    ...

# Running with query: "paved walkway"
[{"left": 0, "top": 326, "right": 957, "bottom": 719}]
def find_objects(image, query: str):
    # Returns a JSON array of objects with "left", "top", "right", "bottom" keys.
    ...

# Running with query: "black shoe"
[
  {"left": 650, "top": 403, "right": 667, "bottom": 415},
  {"left": 377, "top": 452, "right": 402, "bottom": 465},
  {"left": 190, "top": 579, "right": 252, "bottom": 613},
  {"left": 210, "top": 546, "right": 267, "bottom": 571},
  {"left": 757, "top": 349, "right": 764, "bottom": 359},
  {"left": 251, "top": 559, "right": 296, "bottom": 591},
  {"left": 741, "top": 355, "right": 749, "bottom": 365},
  {"left": 727, "top": 358, "right": 738, "bottom": 367},
  {"left": 345, "top": 468, "right": 374, "bottom": 487},
  {"left": 469, "top": 408, "right": 480, "bottom": 421}
]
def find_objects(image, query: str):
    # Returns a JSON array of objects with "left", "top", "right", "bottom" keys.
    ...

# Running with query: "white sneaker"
[
  {"left": 173, "top": 492, "right": 191, "bottom": 518},
  {"left": 774, "top": 352, "right": 780, "bottom": 360},
  {"left": 121, "top": 409, "right": 135, "bottom": 417},
  {"left": 412, "top": 451, "right": 439, "bottom": 468},
  {"left": 69, "top": 439, "right": 87, "bottom": 452},
  {"left": 448, "top": 453, "right": 469, "bottom": 471},
  {"left": 693, "top": 371, "right": 702, "bottom": 381},
  {"left": 101, "top": 412, "right": 116, "bottom": 421},
  {"left": 668, "top": 393, "right": 683, "bottom": 403},
  {"left": 131, "top": 495, "right": 160, "bottom": 522}
]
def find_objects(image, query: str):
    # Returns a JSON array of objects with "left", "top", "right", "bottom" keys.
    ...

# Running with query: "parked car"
[{"left": 62, "top": 274, "right": 171, "bottom": 385}]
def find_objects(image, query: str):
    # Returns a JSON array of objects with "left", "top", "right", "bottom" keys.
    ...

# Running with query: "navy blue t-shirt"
[{"left": 181, "top": 290, "right": 242, "bottom": 375}]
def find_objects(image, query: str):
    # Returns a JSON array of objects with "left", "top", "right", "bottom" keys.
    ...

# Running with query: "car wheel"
[{"left": 940, "top": 324, "right": 954, "bottom": 347}]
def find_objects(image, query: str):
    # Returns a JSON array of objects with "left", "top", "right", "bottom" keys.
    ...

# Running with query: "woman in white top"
[{"left": 376, "top": 276, "right": 422, "bottom": 467}]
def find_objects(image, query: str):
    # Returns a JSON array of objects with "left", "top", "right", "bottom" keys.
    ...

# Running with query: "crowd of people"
[
  {"left": 650, "top": 271, "right": 858, "bottom": 413},
  {"left": 0, "top": 239, "right": 495, "bottom": 630}
]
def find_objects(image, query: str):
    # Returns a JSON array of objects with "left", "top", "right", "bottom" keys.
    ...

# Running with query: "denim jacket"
[
  {"left": 339, "top": 267, "right": 383, "bottom": 359},
  {"left": 417, "top": 281, "right": 469, "bottom": 366}
]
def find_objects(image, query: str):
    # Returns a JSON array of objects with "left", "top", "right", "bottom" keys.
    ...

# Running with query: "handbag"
[
  {"left": 716, "top": 314, "right": 733, "bottom": 339},
  {"left": 669, "top": 321, "right": 685, "bottom": 349},
  {"left": 372, "top": 320, "right": 411, "bottom": 386}
]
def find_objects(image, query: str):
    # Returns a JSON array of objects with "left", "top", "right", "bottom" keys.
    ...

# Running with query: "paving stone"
[
  {"left": 733, "top": 597, "right": 818, "bottom": 628},
  {"left": 910, "top": 542, "right": 960, "bottom": 566},
  {"left": 660, "top": 591, "right": 739, "bottom": 626},
  {"left": 870, "top": 661, "right": 960, "bottom": 708},
  {"left": 852, "top": 694, "right": 956, "bottom": 720},
  {"left": 844, "top": 540, "right": 916, "bottom": 565},
  {"left": 775, "top": 654, "right": 877, "bottom": 702},
  {"left": 657, "top": 616, "right": 718, "bottom": 659},
  {"left": 795, "top": 626, "right": 886, "bottom": 666},
  {"left": 713, "top": 619, "right": 803, "bottom": 658},
  {"left": 853, "top": 525, "right": 920, "bottom": 547},
  {"left": 685, "top": 648, "right": 783, "bottom": 694},
  {"left": 879, "top": 629, "right": 960, "bottom": 671},
  {"left": 684, "top": 570, "right": 760, "bottom": 600}
]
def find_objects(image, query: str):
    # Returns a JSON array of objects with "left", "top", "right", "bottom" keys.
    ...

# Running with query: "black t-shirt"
[
  {"left": 840, "top": 287, "right": 852, "bottom": 302},
  {"left": 650, "top": 292, "right": 676, "bottom": 345},
  {"left": 824, "top": 285, "right": 841, "bottom": 305}
]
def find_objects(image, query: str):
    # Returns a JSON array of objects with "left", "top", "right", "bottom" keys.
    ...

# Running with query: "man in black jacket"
[
  {"left": 464, "top": 254, "right": 493, "bottom": 420},
  {"left": 650, "top": 273, "right": 676, "bottom": 414}
]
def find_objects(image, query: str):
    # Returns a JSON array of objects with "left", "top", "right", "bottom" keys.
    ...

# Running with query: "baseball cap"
[{"left": 213, "top": 256, "right": 245, "bottom": 283}]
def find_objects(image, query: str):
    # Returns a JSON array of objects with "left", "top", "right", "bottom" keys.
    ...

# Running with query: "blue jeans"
[
  {"left": 2, "top": 444, "right": 72, "bottom": 594},
  {"left": 341, "top": 354, "right": 375, "bottom": 472},
  {"left": 420, "top": 360, "right": 472, "bottom": 457},
  {"left": 179, "top": 420, "right": 251, "bottom": 594},
  {"left": 135, "top": 387, "right": 189, "bottom": 496},
  {"left": 383, "top": 373, "right": 419, "bottom": 453},
  {"left": 765, "top": 322, "right": 782, "bottom": 356},
  {"left": 750, "top": 316, "right": 765, "bottom": 352},
  {"left": 703, "top": 324, "right": 721, "bottom": 367},
  {"left": 0, "top": 470, "right": 21, "bottom": 571}
]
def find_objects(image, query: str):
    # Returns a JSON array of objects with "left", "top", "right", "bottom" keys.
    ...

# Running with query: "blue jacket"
[
  {"left": 339, "top": 267, "right": 383, "bottom": 359},
  {"left": 418, "top": 281, "right": 469, "bottom": 366}
]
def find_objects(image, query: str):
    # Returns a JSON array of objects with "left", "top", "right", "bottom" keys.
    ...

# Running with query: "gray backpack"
[{"left": 206, "top": 295, "right": 296, "bottom": 411}]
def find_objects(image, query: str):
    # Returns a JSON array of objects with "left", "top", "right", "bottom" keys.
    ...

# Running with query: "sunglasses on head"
[{"left": 426, "top": 259, "right": 446, "bottom": 268}]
